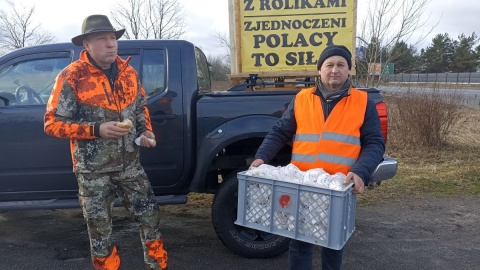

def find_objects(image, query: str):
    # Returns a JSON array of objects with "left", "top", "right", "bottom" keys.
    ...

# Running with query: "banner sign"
[{"left": 238, "top": 0, "right": 356, "bottom": 72}]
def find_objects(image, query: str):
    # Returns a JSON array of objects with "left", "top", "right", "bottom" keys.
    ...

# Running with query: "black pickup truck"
[{"left": 0, "top": 40, "right": 397, "bottom": 258}]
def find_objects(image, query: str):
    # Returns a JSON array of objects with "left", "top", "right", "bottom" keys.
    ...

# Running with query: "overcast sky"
[{"left": 3, "top": 0, "right": 479, "bottom": 56}]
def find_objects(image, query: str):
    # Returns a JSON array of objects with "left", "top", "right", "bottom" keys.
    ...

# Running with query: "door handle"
[{"left": 150, "top": 115, "right": 176, "bottom": 120}]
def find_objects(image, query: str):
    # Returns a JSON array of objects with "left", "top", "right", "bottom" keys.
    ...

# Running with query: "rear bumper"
[{"left": 371, "top": 154, "right": 398, "bottom": 182}]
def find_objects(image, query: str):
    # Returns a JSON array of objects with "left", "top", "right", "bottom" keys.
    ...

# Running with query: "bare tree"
[
  {"left": 356, "top": 0, "right": 437, "bottom": 87},
  {"left": 213, "top": 30, "right": 231, "bottom": 65},
  {"left": 207, "top": 54, "right": 230, "bottom": 81},
  {"left": 0, "top": 0, "right": 55, "bottom": 55},
  {"left": 111, "top": 0, "right": 186, "bottom": 40}
]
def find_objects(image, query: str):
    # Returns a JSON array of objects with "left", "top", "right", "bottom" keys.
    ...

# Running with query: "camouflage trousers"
[{"left": 76, "top": 164, "right": 167, "bottom": 269}]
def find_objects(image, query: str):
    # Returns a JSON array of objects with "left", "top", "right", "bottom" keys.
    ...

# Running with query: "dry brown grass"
[
  {"left": 449, "top": 107, "right": 480, "bottom": 145},
  {"left": 360, "top": 107, "right": 480, "bottom": 206},
  {"left": 386, "top": 86, "right": 463, "bottom": 148},
  {"left": 162, "top": 193, "right": 214, "bottom": 215}
]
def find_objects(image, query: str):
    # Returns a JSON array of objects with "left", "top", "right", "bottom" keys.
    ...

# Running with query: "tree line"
[{"left": 356, "top": 33, "right": 480, "bottom": 75}]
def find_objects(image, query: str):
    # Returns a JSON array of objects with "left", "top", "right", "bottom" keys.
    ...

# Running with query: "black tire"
[{"left": 211, "top": 168, "right": 290, "bottom": 258}]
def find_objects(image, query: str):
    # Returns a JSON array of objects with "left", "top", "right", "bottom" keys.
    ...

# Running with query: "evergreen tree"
[
  {"left": 420, "top": 34, "right": 455, "bottom": 73},
  {"left": 390, "top": 41, "right": 419, "bottom": 73},
  {"left": 450, "top": 33, "right": 480, "bottom": 72},
  {"left": 476, "top": 45, "right": 480, "bottom": 71}
]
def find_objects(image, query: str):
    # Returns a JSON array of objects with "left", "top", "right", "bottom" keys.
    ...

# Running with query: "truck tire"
[{"left": 211, "top": 169, "right": 290, "bottom": 258}]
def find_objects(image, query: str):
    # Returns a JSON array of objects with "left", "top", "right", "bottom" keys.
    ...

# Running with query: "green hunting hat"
[{"left": 71, "top": 14, "right": 125, "bottom": 46}]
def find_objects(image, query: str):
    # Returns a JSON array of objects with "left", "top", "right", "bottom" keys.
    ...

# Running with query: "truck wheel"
[{"left": 211, "top": 169, "right": 290, "bottom": 258}]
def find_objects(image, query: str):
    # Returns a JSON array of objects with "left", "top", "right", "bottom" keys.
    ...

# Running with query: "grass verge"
[{"left": 359, "top": 106, "right": 480, "bottom": 206}]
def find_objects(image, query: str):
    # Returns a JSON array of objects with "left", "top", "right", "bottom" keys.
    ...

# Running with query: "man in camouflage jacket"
[{"left": 44, "top": 15, "right": 167, "bottom": 270}]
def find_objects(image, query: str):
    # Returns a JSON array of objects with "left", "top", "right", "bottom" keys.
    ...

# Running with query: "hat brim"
[{"left": 71, "top": 29, "right": 125, "bottom": 46}]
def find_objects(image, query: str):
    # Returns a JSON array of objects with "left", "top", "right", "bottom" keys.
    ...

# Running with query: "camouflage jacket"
[{"left": 44, "top": 50, "right": 152, "bottom": 173}]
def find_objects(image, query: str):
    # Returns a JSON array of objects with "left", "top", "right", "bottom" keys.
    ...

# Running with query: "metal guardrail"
[{"left": 384, "top": 72, "right": 480, "bottom": 84}]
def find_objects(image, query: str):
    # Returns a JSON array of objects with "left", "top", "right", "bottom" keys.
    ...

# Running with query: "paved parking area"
[{"left": 1, "top": 196, "right": 479, "bottom": 269}]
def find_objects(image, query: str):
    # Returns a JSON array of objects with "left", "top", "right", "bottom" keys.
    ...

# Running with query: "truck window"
[
  {"left": 0, "top": 57, "right": 70, "bottom": 106},
  {"left": 195, "top": 47, "right": 211, "bottom": 91},
  {"left": 141, "top": 50, "right": 166, "bottom": 97}
]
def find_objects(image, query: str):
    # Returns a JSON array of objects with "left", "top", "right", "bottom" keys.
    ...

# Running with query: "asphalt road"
[
  {"left": 378, "top": 84, "right": 480, "bottom": 108},
  {"left": 1, "top": 195, "right": 479, "bottom": 270}
]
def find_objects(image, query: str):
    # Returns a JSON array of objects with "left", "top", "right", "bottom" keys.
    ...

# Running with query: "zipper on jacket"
[
  {"left": 102, "top": 82, "right": 112, "bottom": 105},
  {"left": 110, "top": 71, "right": 127, "bottom": 172}
]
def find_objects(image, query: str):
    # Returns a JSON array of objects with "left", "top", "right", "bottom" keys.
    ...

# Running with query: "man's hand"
[
  {"left": 344, "top": 172, "right": 365, "bottom": 194},
  {"left": 249, "top": 159, "right": 264, "bottom": 169},
  {"left": 99, "top": 121, "right": 130, "bottom": 139},
  {"left": 138, "top": 130, "right": 156, "bottom": 147}
]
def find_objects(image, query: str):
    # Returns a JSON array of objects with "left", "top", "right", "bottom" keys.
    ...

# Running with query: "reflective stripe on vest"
[
  {"left": 291, "top": 153, "right": 316, "bottom": 163},
  {"left": 291, "top": 86, "right": 367, "bottom": 174},
  {"left": 317, "top": 153, "right": 357, "bottom": 167},
  {"left": 321, "top": 132, "right": 360, "bottom": 146}
]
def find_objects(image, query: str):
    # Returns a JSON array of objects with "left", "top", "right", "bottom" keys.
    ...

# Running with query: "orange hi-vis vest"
[{"left": 291, "top": 86, "right": 368, "bottom": 174}]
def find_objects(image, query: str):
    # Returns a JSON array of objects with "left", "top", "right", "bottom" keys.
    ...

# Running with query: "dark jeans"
[{"left": 288, "top": 240, "right": 344, "bottom": 270}]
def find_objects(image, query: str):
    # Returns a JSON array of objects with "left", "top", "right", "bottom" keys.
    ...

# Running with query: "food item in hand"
[{"left": 117, "top": 119, "right": 133, "bottom": 129}]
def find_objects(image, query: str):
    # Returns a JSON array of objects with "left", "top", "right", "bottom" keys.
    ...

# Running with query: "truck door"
[
  {"left": 0, "top": 52, "right": 75, "bottom": 199},
  {"left": 134, "top": 49, "right": 184, "bottom": 191}
]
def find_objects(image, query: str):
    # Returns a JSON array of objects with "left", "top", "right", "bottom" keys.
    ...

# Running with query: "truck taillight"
[{"left": 376, "top": 101, "right": 388, "bottom": 144}]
